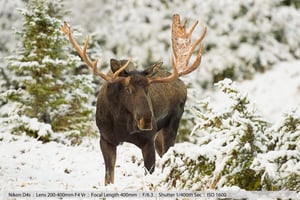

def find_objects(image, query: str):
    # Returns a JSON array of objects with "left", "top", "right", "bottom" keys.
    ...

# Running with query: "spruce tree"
[{"left": 7, "top": 0, "right": 94, "bottom": 141}]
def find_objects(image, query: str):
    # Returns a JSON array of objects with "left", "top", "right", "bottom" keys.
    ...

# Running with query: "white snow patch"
[
  {"left": 209, "top": 61, "right": 300, "bottom": 124},
  {"left": 0, "top": 134, "right": 166, "bottom": 193}
]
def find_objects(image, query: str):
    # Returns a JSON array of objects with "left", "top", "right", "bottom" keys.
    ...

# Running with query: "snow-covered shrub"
[
  {"left": 251, "top": 110, "right": 300, "bottom": 190},
  {"left": 161, "top": 143, "right": 215, "bottom": 190},
  {"left": 6, "top": 114, "right": 53, "bottom": 142},
  {"left": 5, "top": 0, "right": 95, "bottom": 143}
]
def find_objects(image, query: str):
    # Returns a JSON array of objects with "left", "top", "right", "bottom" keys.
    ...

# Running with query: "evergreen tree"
[{"left": 7, "top": 0, "right": 94, "bottom": 141}]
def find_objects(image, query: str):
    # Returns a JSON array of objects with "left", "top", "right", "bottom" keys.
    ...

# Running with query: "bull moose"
[{"left": 62, "top": 14, "right": 206, "bottom": 185}]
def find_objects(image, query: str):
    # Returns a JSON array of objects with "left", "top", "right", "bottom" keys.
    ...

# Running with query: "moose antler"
[
  {"left": 61, "top": 22, "right": 130, "bottom": 82},
  {"left": 172, "top": 14, "right": 207, "bottom": 76},
  {"left": 148, "top": 14, "right": 206, "bottom": 84}
]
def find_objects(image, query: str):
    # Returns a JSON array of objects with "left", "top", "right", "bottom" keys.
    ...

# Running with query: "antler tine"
[
  {"left": 82, "top": 35, "right": 90, "bottom": 60},
  {"left": 190, "top": 26, "right": 207, "bottom": 54},
  {"left": 82, "top": 35, "right": 100, "bottom": 72},
  {"left": 187, "top": 20, "right": 199, "bottom": 38},
  {"left": 62, "top": 22, "right": 116, "bottom": 82}
]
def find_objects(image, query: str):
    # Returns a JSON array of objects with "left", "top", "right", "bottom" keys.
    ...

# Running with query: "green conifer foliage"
[{"left": 8, "top": 0, "right": 94, "bottom": 140}]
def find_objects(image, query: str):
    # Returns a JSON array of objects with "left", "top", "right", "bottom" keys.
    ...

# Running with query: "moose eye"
[{"left": 125, "top": 87, "right": 132, "bottom": 94}]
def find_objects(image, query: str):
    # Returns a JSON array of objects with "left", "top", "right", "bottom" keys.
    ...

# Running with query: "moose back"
[{"left": 62, "top": 14, "right": 206, "bottom": 185}]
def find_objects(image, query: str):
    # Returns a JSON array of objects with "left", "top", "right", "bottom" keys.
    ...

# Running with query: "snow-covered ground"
[
  {"left": 1, "top": 61, "right": 300, "bottom": 200},
  {"left": 0, "top": 133, "right": 164, "bottom": 191}
]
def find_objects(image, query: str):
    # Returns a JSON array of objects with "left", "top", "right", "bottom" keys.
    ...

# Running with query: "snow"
[
  {"left": 238, "top": 61, "right": 300, "bottom": 123},
  {"left": 0, "top": 135, "right": 101, "bottom": 190},
  {"left": 23, "top": 116, "right": 53, "bottom": 137},
  {"left": 252, "top": 150, "right": 300, "bottom": 179}
]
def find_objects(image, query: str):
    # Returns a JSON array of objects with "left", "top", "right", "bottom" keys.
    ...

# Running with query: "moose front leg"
[
  {"left": 100, "top": 136, "right": 116, "bottom": 185},
  {"left": 141, "top": 141, "right": 156, "bottom": 174}
]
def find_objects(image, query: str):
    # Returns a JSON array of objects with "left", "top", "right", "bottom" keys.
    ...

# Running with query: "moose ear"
[
  {"left": 110, "top": 59, "right": 121, "bottom": 72},
  {"left": 110, "top": 59, "right": 130, "bottom": 76},
  {"left": 143, "top": 62, "right": 163, "bottom": 77}
]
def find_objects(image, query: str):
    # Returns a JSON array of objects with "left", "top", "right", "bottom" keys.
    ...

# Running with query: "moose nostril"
[
  {"left": 139, "top": 118, "right": 145, "bottom": 129},
  {"left": 136, "top": 117, "right": 153, "bottom": 131}
]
